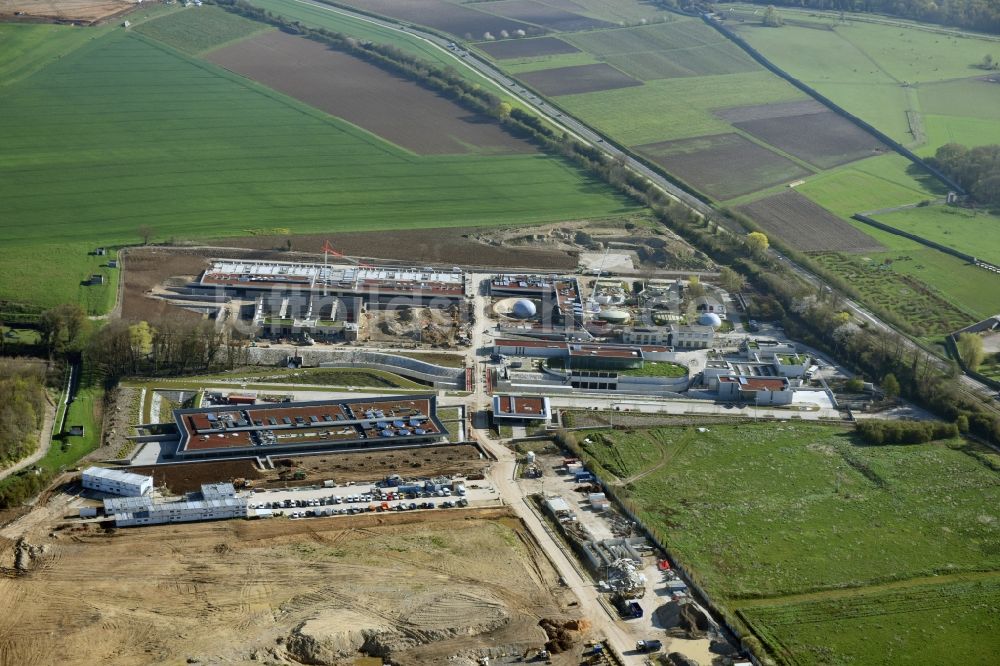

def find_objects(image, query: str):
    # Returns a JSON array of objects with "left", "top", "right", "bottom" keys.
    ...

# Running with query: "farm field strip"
[
  {"left": 331, "top": 0, "right": 540, "bottom": 40},
  {"left": 737, "top": 191, "right": 886, "bottom": 253},
  {"left": 133, "top": 5, "right": 273, "bottom": 54},
  {"left": 636, "top": 133, "right": 810, "bottom": 201},
  {"left": 205, "top": 30, "right": 536, "bottom": 155}
]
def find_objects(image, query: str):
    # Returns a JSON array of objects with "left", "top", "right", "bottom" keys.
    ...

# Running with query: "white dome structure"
[
  {"left": 598, "top": 308, "right": 631, "bottom": 324},
  {"left": 698, "top": 312, "right": 723, "bottom": 329},
  {"left": 511, "top": 299, "right": 537, "bottom": 319}
]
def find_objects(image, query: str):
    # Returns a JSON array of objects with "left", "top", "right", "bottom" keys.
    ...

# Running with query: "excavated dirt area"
[
  {"left": 0, "top": 508, "right": 583, "bottom": 665},
  {"left": 0, "top": 0, "right": 132, "bottom": 23}
]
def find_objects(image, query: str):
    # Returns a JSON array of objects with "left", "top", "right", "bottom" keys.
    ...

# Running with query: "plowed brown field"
[{"left": 206, "top": 31, "right": 534, "bottom": 155}]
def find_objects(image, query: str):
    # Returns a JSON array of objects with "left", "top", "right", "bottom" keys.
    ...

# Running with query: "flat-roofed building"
[
  {"left": 173, "top": 395, "right": 447, "bottom": 459},
  {"left": 492, "top": 395, "right": 551, "bottom": 422},
  {"left": 82, "top": 466, "right": 153, "bottom": 497},
  {"left": 717, "top": 376, "right": 793, "bottom": 405},
  {"left": 104, "top": 483, "right": 247, "bottom": 527}
]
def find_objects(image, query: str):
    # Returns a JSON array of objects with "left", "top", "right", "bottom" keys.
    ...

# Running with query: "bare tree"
[{"left": 137, "top": 225, "right": 155, "bottom": 245}]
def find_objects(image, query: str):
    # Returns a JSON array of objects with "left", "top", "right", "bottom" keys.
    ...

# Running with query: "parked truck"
[{"left": 636, "top": 639, "right": 663, "bottom": 653}]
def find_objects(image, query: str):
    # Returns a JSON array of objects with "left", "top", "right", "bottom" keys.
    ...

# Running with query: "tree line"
[
  {"left": 730, "top": 0, "right": 1000, "bottom": 34},
  {"left": 929, "top": 143, "right": 1000, "bottom": 208},
  {"left": 86, "top": 317, "right": 251, "bottom": 382},
  {"left": 856, "top": 418, "right": 959, "bottom": 444}
]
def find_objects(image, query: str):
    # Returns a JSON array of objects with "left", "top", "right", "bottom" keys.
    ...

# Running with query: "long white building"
[
  {"left": 82, "top": 466, "right": 152, "bottom": 497},
  {"left": 103, "top": 483, "right": 247, "bottom": 527}
]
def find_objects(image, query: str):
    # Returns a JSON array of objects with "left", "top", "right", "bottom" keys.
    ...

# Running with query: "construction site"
[{"left": 0, "top": 505, "right": 590, "bottom": 666}]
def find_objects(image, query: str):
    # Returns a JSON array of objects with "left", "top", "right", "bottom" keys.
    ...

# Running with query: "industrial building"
[
  {"left": 81, "top": 466, "right": 153, "bottom": 497},
  {"left": 172, "top": 395, "right": 447, "bottom": 459},
  {"left": 717, "top": 376, "right": 793, "bottom": 405},
  {"left": 490, "top": 274, "right": 585, "bottom": 333},
  {"left": 195, "top": 259, "right": 466, "bottom": 305},
  {"left": 103, "top": 483, "right": 246, "bottom": 527},
  {"left": 492, "top": 395, "right": 552, "bottom": 422}
]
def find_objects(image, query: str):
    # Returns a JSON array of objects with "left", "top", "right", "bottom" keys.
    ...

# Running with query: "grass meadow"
[
  {"left": 580, "top": 424, "right": 1000, "bottom": 597},
  {"left": 0, "top": 19, "right": 633, "bottom": 312},
  {"left": 875, "top": 205, "right": 1000, "bottom": 266},
  {"left": 738, "top": 577, "right": 1000, "bottom": 666},
  {"left": 575, "top": 422, "right": 1000, "bottom": 663}
]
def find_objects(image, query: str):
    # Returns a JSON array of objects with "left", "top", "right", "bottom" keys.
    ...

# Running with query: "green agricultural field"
[
  {"left": 556, "top": 71, "right": 805, "bottom": 145},
  {"left": 562, "top": 20, "right": 758, "bottom": 80},
  {"left": 502, "top": 50, "right": 601, "bottom": 73},
  {"left": 874, "top": 205, "right": 1000, "bottom": 266},
  {"left": 919, "top": 78, "right": 1000, "bottom": 151},
  {"left": 133, "top": 5, "right": 272, "bottom": 54},
  {"left": 738, "top": 577, "right": 1000, "bottom": 666},
  {"left": 0, "top": 25, "right": 633, "bottom": 312},
  {"left": 572, "top": 423, "right": 1000, "bottom": 664},
  {"left": 0, "top": 23, "right": 111, "bottom": 86},
  {"left": 797, "top": 154, "right": 944, "bottom": 218}
]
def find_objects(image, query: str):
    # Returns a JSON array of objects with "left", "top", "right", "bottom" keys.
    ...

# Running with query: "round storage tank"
[
  {"left": 698, "top": 312, "right": 723, "bottom": 329},
  {"left": 511, "top": 299, "right": 537, "bottom": 319},
  {"left": 598, "top": 308, "right": 631, "bottom": 324}
]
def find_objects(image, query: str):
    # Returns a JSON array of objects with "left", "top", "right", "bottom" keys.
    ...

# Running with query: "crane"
[{"left": 320, "top": 240, "right": 373, "bottom": 296}]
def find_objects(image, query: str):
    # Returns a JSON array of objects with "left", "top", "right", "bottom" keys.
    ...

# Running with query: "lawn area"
[
  {"left": 133, "top": 5, "right": 273, "bottom": 54},
  {"left": 170, "top": 366, "right": 426, "bottom": 389},
  {"left": 619, "top": 361, "right": 688, "bottom": 378},
  {"left": 571, "top": 422, "right": 1000, "bottom": 663},
  {"left": 0, "top": 26, "right": 633, "bottom": 313},
  {"left": 47, "top": 385, "right": 103, "bottom": 473},
  {"left": 874, "top": 205, "right": 1000, "bottom": 266},
  {"left": 556, "top": 71, "right": 806, "bottom": 145}
]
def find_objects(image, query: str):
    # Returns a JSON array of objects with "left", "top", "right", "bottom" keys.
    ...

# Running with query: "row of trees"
[
  {"left": 0, "top": 359, "right": 49, "bottom": 466},
  {"left": 928, "top": 143, "right": 1000, "bottom": 207},
  {"left": 86, "top": 317, "right": 252, "bottom": 381},
  {"left": 731, "top": 0, "right": 1000, "bottom": 34},
  {"left": 856, "top": 418, "right": 960, "bottom": 444}
]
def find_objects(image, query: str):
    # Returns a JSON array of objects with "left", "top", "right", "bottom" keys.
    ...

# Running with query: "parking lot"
[{"left": 247, "top": 478, "right": 501, "bottom": 519}]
